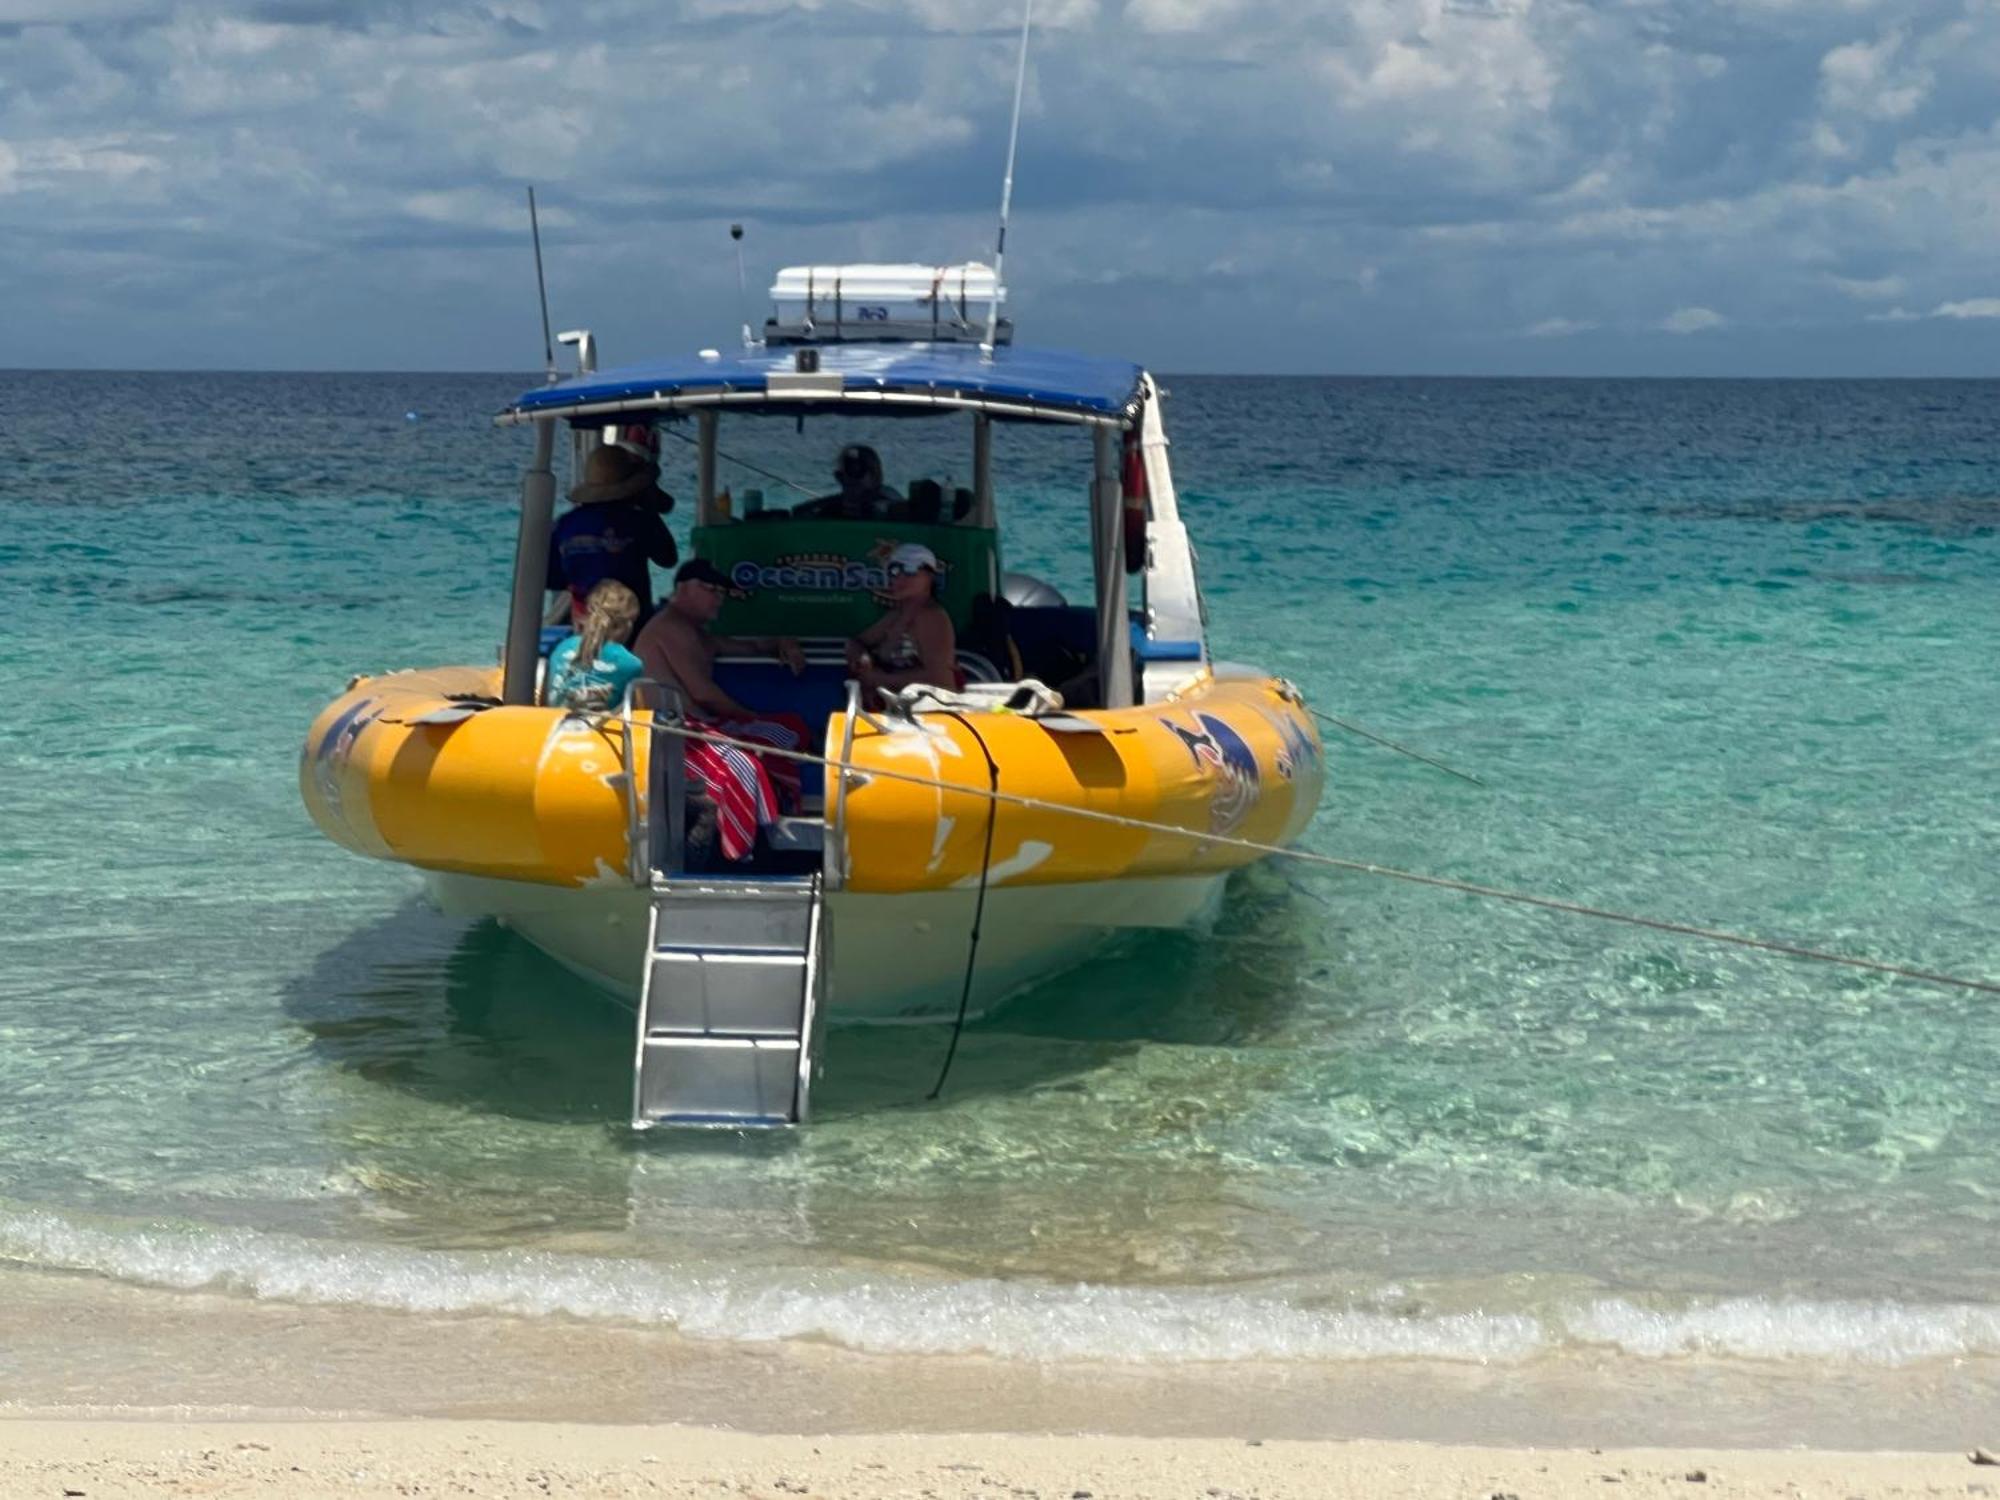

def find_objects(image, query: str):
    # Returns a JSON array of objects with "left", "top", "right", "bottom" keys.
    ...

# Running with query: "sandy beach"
[
  {"left": 0, "top": 1420, "right": 1986, "bottom": 1498},
  {"left": 1, "top": 1270, "right": 1994, "bottom": 1500}
]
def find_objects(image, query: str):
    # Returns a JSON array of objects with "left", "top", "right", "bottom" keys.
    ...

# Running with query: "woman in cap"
[
  {"left": 546, "top": 444, "right": 679, "bottom": 622},
  {"left": 544, "top": 579, "right": 644, "bottom": 712},
  {"left": 844, "top": 542, "right": 957, "bottom": 706}
]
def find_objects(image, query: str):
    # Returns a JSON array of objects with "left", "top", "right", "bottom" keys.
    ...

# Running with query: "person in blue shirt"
[
  {"left": 546, "top": 444, "right": 679, "bottom": 621},
  {"left": 545, "top": 580, "right": 645, "bottom": 712}
]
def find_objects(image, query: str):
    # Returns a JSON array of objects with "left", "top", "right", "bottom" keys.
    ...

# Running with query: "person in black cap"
[
  {"left": 546, "top": 444, "right": 679, "bottom": 621},
  {"left": 632, "top": 559, "right": 813, "bottom": 862},
  {"left": 632, "top": 558, "right": 806, "bottom": 722},
  {"left": 792, "top": 443, "right": 904, "bottom": 520}
]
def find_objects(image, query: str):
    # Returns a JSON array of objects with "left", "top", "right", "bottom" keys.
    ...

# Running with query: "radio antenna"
[
  {"left": 527, "top": 185, "right": 556, "bottom": 384},
  {"left": 981, "top": 0, "right": 1033, "bottom": 358},
  {"left": 731, "top": 222, "right": 755, "bottom": 348}
]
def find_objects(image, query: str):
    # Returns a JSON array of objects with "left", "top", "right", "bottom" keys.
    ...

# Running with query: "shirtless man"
[{"left": 632, "top": 558, "right": 806, "bottom": 718}]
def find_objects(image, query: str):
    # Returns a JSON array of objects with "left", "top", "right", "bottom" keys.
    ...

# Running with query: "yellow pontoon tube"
[{"left": 302, "top": 665, "right": 1323, "bottom": 897}]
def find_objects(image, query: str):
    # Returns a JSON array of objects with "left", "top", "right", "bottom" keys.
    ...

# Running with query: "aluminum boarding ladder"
[
  {"left": 631, "top": 873, "right": 827, "bottom": 1129},
  {"left": 620, "top": 678, "right": 856, "bottom": 1131}
]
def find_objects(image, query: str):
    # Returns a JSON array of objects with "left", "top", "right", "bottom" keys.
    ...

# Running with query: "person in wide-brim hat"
[
  {"left": 547, "top": 444, "right": 679, "bottom": 619},
  {"left": 570, "top": 443, "right": 674, "bottom": 507}
]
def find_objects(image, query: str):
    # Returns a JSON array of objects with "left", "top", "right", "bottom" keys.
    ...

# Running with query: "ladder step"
[
  {"left": 645, "top": 886, "right": 814, "bottom": 951},
  {"left": 765, "top": 818, "right": 825, "bottom": 853},
  {"left": 645, "top": 951, "right": 807, "bottom": 1036},
  {"left": 636, "top": 1036, "right": 801, "bottom": 1126}
]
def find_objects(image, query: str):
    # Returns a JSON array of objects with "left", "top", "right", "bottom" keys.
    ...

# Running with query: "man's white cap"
[{"left": 886, "top": 542, "right": 941, "bottom": 573}]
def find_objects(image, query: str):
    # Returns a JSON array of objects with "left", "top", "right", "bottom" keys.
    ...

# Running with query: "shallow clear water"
[{"left": 1, "top": 370, "right": 1997, "bottom": 1373}]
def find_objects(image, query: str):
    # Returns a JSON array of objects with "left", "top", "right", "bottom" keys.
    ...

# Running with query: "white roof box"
[{"left": 765, "top": 262, "right": 1009, "bottom": 345}]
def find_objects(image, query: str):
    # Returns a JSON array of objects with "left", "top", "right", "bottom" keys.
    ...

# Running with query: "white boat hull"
[{"left": 424, "top": 870, "right": 1228, "bottom": 1023}]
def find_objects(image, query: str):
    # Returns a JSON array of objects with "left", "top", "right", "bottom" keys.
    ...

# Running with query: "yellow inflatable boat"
[
  {"left": 305, "top": 661, "right": 1321, "bottom": 1009},
  {"left": 300, "top": 261, "right": 1326, "bottom": 1126}
]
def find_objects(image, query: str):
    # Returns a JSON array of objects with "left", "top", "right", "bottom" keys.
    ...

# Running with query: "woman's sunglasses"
[{"left": 886, "top": 562, "right": 935, "bottom": 578}]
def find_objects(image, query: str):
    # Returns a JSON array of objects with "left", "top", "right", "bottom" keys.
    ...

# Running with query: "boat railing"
[
  {"left": 619, "top": 678, "right": 689, "bottom": 884},
  {"left": 623, "top": 675, "right": 882, "bottom": 888},
  {"left": 826, "top": 679, "right": 864, "bottom": 890},
  {"left": 617, "top": 694, "right": 644, "bottom": 885}
]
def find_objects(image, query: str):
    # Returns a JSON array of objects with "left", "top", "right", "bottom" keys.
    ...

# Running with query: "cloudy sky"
[{"left": 4, "top": 0, "right": 1999, "bottom": 375}]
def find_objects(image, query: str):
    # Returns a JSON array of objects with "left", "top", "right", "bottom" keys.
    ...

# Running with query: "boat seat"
[
  {"left": 1129, "top": 624, "right": 1203, "bottom": 662},
  {"left": 709, "top": 658, "right": 848, "bottom": 803},
  {"left": 1005, "top": 604, "right": 1095, "bottom": 686},
  {"left": 709, "top": 645, "right": 1002, "bottom": 801},
  {"left": 766, "top": 817, "right": 824, "bottom": 853}
]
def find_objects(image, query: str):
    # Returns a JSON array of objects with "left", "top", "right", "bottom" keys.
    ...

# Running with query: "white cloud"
[
  {"left": 1660, "top": 306, "right": 1727, "bottom": 334},
  {"left": 1864, "top": 299, "right": 2000, "bottom": 322},
  {"left": 1827, "top": 273, "right": 1905, "bottom": 300},
  {"left": 1819, "top": 31, "right": 1931, "bottom": 122},
  {"left": 0, "top": 0, "right": 164, "bottom": 16},
  {"left": 4, "top": 0, "right": 2000, "bottom": 370},
  {"left": 3, "top": 134, "right": 167, "bottom": 187},
  {"left": 401, "top": 188, "right": 574, "bottom": 233},
  {"left": 883, "top": 0, "right": 1099, "bottom": 28},
  {"left": 1124, "top": 0, "right": 1248, "bottom": 34}
]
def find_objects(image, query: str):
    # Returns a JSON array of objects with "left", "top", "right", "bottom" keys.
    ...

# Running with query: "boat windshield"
[
  {"left": 539, "top": 404, "right": 1124, "bottom": 739},
  {"left": 510, "top": 348, "right": 1157, "bottom": 721}
]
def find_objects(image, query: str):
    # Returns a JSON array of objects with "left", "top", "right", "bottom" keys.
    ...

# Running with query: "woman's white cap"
[{"left": 887, "top": 542, "right": 941, "bottom": 573}]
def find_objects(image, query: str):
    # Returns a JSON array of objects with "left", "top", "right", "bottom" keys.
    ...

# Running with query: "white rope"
[
  {"left": 1308, "top": 708, "right": 1484, "bottom": 786},
  {"left": 632, "top": 714, "right": 2000, "bottom": 998}
]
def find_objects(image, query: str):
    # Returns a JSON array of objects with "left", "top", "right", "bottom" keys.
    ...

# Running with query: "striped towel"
[{"left": 684, "top": 714, "right": 808, "bottom": 862}]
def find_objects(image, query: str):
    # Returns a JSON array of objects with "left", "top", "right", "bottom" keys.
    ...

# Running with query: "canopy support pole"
[
  {"left": 696, "top": 410, "right": 719, "bottom": 523},
  {"left": 559, "top": 329, "right": 600, "bottom": 488},
  {"left": 972, "top": 414, "right": 994, "bottom": 526},
  {"left": 502, "top": 417, "right": 558, "bottom": 705},
  {"left": 1091, "top": 426, "right": 1133, "bottom": 709}
]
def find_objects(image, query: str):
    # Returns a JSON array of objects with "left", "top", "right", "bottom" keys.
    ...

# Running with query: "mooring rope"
[
  {"left": 632, "top": 714, "right": 2000, "bottom": 998},
  {"left": 928, "top": 710, "right": 1001, "bottom": 1098},
  {"left": 1306, "top": 708, "right": 1485, "bottom": 787}
]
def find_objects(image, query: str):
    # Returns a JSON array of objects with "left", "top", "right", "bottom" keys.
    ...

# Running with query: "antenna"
[
  {"left": 731, "top": 222, "right": 755, "bottom": 349},
  {"left": 527, "top": 185, "right": 556, "bottom": 384},
  {"left": 982, "top": 0, "right": 1034, "bottom": 358}
]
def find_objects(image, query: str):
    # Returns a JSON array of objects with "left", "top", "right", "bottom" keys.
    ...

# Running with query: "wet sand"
[{"left": 1, "top": 1265, "right": 1994, "bottom": 1497}]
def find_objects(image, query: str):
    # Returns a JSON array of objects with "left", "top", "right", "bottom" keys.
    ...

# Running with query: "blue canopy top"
[{"left": 499, "top": 341, "right": 1147, "bottom": 428}]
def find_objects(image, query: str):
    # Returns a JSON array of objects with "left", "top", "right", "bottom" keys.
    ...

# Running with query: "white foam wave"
[
  {"left": 1569, "top": 1296, "right": 2000, "bottom": 1365},
  {"left": 0, "top": 1206, "right": 1535, "bottom": 1363},
  {"left": 3, "top": 1207, "right": 1997, "bottom": 1367}
]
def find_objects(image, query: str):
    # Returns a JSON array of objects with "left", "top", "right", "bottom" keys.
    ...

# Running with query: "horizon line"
[{"left": 7, "top": 365, "right": 2000, "bottom": 382}]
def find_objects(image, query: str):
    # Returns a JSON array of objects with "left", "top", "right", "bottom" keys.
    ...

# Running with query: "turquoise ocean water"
[{"left": 1, "top": 371, "right": 1997, "bottom": 1390}]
